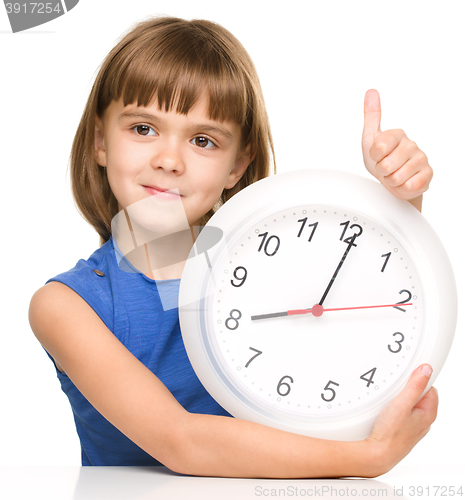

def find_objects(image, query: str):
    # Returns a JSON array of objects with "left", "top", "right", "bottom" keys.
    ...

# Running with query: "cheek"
[
  {"left": 199, "top": 176, "right": 230, "bottom": 205},
  {"left": 183, "top": 176, "right": 229, "bottom": 225},
  {"left": 105, "top": 145, "right": 140, "bottom": 182},
  {"left": 105, "top": 161, "right": 136, "bottom": 208},
  {"left": 198, "top": 161, "right": 234, "bottom": 193}
]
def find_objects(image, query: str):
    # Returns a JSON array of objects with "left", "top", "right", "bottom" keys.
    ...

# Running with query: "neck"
[
  {"left": 143, "top": 229, "right": 195, "bottom": 280},
  {"left": 112, "top": 208, "right": 199, "bottom": 281}
]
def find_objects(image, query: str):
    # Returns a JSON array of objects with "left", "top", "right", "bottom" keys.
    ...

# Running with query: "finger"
[
  {"left": 375, "top": 142, "right": 413, "bottom": 179},
  {"left": 396, "top": 364, "right": 433, "bottom": 411},
  {"left": 369, "top": 129, "right": 407, "bottom": 165},
  {"left": 384, "top": 163, "right": 433, "bottom": 200},
  {"left": 382, "top": 163, "right": 418, "bottom": 189},
  {"left": 400, "top": 167, "right": 433, "bottom": 197},
  {"left": 378, "top": 143, "right": 421, "bottom": 184},
  {"left": 413, "top": 387, "right": 439, "bottom": 439},
  {"left": 362, "top": 89, "right": 382, "bottom": 153},
  {"left": 413, "top": 386, "right": 439, "bottom": 414}
]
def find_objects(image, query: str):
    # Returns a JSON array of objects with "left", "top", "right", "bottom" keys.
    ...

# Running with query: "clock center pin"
[{"left": 311, "top": 304, "right": 324, "bottom": 317}]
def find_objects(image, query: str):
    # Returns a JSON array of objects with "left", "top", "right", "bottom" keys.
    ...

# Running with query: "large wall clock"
[{"left": 179, "top": 169, "right": 457, "bottom": 440}]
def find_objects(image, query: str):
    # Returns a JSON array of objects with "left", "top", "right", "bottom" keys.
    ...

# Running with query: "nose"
[{"left": 151, "top": 139, "right": 185, "bottom": 174}]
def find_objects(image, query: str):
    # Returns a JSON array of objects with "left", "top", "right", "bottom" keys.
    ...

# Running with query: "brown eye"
[
  {"left": 134, "top": 125, "right": 155, "bottom": 136},
  {"left": 192, "top": 136, "right": 215, "bottom": 149}
]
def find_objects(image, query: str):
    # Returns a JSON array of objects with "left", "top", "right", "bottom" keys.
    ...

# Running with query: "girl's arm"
[{"left": 29, "top": 281, "right": 437, "bottom": 478}]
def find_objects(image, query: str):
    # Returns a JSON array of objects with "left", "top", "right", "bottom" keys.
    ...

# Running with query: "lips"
[{"left": 143, "top": 185, "right": 182, "bottom": 200}]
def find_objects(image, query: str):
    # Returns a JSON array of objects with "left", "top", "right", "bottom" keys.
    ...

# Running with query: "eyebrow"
[
  {"left": 194, "top": 124, "right": 234, "bottom": 140},
  {"left": 118, "top": 111, "right": 159, "bottom": 123},
  {"left": 118, "top": 110, "right": 234, "bottom": 140}
]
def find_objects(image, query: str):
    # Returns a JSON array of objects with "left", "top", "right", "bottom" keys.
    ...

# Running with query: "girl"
[{"left": 29, "top": 16, "right": 436, "bottom": 477}]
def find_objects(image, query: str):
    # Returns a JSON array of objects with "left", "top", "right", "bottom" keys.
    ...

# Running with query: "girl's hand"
[
  {"left": 361, "top": 89, "right": 433, "bottom": 211},
  {"left": 365, "top": 364, "right": 439, "bottom": 476}
]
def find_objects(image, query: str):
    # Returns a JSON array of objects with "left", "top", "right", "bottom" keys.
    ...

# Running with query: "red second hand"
[{"left": 287, "top": 303, "right": 413, "bottom": 317}]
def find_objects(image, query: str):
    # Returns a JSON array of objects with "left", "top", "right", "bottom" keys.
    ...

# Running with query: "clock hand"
[
  {"left": 318, "top": 234, "right": 357, "bottom": 307},
  {"left": 251, "top": 302, "right": 413, "bottom": 321},
  {"left": 250, "top": 311, "right": 290, "bottom": 321},
  {"left": 288, "top": 303, "right": 414, "bottom": 315}
]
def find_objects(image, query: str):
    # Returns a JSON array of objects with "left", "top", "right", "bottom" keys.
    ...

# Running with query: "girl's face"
[{"left": 95, "top": 95, "right": 251, "bottom": 229}]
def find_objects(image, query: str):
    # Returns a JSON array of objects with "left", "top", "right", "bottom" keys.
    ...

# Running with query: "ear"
[
  {"left": 224, "top": 146, "right": 255, "bottom": 190},
  {"left": 94, "top": 117, "right": 107, "bottom": 167}
]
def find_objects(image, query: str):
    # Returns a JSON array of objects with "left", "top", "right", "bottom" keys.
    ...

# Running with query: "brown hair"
[{"left": 70, "top": 16, "right": 275, "bottom": 244}]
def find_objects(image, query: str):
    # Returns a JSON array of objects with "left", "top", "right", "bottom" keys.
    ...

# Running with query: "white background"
[{"left": 0, "top": 0, "right": 463, "bottom": 470}]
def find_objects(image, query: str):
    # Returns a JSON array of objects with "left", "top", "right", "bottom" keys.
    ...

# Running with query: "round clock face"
[
  {"left": 208, "top": 205, "right": 423, "bottom": 419},
  {"left": 179, "top": 170, "right": 456, "bottom": 440}
]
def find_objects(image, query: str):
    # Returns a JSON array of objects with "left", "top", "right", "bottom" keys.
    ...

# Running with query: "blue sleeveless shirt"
[{"left": 45, "top": 237, "right": 230, "bottom": 466}]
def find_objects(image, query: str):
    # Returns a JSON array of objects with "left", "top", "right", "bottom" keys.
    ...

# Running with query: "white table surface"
[{"left": 1, "top": 464, "right": 463, "bottom": 500}]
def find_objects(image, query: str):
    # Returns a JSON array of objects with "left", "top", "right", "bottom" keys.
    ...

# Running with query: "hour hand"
[
  {"left": 251, "top": 310, "right": 293, "bottom": 321},
  {"left": 251, "top": 306, "right": 320, "bottom": 321}
]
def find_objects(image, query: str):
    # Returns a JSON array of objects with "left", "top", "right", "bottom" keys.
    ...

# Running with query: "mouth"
[{"left": 143, "top": 185, "right": 183, "bottom": 201}]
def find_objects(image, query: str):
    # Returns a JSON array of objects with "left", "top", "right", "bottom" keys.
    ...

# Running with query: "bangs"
[{"left": 97, "top": 19, "right": 252, "bottom": 130}]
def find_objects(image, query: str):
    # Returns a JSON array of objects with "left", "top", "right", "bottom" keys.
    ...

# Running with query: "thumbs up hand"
[{"left": 361, "top": 90, "right": 433, "bottom": 211}]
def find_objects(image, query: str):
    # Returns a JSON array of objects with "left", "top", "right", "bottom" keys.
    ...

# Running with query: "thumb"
[
  {"left": 398, "top": 364, "right": 433, "bottom": 410},
  {"left": 362, "top": 89, "right": 382, "bottom": 158}
]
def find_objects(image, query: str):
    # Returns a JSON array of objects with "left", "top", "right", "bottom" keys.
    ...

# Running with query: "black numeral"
[
  {"left": 394, "top": 289, "right": 412, "bottom": 312},
  {"left": 360, "top": 367, "right": 377, "bottom": 387},
  {"left": 339, "top": 221, "right": 363, "bottom": 246},
  {"left": 297, "top": 218, "right": 319, "bottom": 242},
  {"left": 381, "top": 252, "right": 391, "bottom": 272},
  {"left": 231, "top": 266, "right": 247, "bottom": 287},
  {"left": 225, "top": 309, "right": 242, "bottom": 330},
  {"left": 321, "top": 380, "right": 339, "bottom": 402},
  {"left": 258, "top": 232, "right": 280, "bottom": 256},
  {"left": 277, "top": 375, "right": 294, "bottom": 396},
  {"left": 388, "top": 332, "right": 405, "bottom": 353},
  {"left": 245, "top": 347, "right": 262, "bottom": 368}
]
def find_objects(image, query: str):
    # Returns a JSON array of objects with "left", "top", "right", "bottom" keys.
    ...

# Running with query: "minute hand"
[{"left": 319, "top": 234, "right": 357, "bottom": 307}]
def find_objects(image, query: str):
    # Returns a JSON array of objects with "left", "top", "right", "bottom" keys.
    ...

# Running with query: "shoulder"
[
  {"left": 29, "top": 277, "right": 129, "bottom": 378},
  {"left": 42, "top": 239, "right": 119, "bottom": 332},
  {"left": 30, "top": 280, "right": 84, "bottom": 317},
  {"left": 29, "top": 239, "right": 117, "bottom": 352},
  {"left": 29, "top": 281, "right": 102, "bottom": 372},
  {"left": 29, "top": 281, "right": 100, "bottom": 347}
]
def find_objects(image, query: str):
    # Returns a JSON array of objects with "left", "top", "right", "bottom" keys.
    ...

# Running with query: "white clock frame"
[{"left": 179, "top": 169, "right": 457, "bottom": 440}]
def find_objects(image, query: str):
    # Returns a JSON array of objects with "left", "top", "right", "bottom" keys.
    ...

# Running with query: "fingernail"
[{"left": 421, "top": 364, "right": 433, "bottom": 377}]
